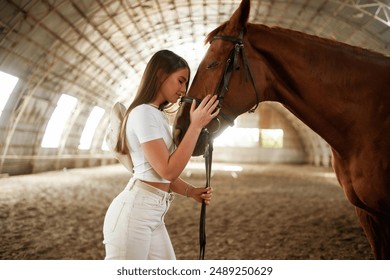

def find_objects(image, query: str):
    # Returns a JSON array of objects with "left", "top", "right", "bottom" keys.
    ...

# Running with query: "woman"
[{"left": 103, "top": 50, "right": 219, "bottom": 260}]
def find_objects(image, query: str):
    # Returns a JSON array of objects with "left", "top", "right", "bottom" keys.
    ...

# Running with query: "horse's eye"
[{"left": 206, "top": 61, "right": 220, "bottom": 69}]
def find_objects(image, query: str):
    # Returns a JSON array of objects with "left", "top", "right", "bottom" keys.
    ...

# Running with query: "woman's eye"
[{"left": 206, "top": 61, "right": 219, "bottom": 69}]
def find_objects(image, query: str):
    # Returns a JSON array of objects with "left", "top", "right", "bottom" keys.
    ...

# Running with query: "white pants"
[{"left": 103, "top": 178, "right": 176, "bottom": 260}]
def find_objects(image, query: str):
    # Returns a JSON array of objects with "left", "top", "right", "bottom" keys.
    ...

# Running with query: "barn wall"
[
  {"left": 213, "top": 146, "right": 305, "bottom": 163},
  {"left": 213, "top": 103, "right": 307, "bottom": 164}
]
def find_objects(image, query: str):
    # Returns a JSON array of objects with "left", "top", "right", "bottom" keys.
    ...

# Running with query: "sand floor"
[{"left": 0, "top": 163, "right": 373, "bottom": 260}]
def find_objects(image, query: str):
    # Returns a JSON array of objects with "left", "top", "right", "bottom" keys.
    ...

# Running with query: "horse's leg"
[
  {"left": 355, "top": 208, "right": 390, "bottom": 259},
  {"left": 332, "top": 150, "right": 390, "bottom": 259},
  {"left": 332, "top": 151, "right": 381, "bottom": 258}
]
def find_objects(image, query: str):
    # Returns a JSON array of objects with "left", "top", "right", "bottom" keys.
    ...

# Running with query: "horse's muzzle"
[{"left": 173, "top": 127, "right": 208, "bottom": 156}]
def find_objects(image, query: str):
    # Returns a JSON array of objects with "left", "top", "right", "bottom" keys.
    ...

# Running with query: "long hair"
[{"left": 115, "top": 50, "right": 190, "bottom": 154}]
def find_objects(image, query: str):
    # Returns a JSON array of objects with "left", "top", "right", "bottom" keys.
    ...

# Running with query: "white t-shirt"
[{"left": 126, "top": 104, "right": 174, "bottom": 183}]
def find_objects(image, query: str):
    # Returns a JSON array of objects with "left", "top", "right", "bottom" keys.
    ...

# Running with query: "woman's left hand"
[{"left": 189, "top": 187, "right": 213, "bottom": 205}]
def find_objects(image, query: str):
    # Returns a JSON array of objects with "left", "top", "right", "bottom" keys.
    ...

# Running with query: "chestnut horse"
[{"left": 173, "top": 0, "right": 390, "bottom": 259}]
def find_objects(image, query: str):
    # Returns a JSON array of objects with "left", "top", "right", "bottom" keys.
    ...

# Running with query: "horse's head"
[{"left": 173, "top": 0, "right": 263, "bottom": 156}]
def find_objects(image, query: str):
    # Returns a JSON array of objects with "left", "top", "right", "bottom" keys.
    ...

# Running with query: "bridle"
[
  {"left": 179, "top": 28, "right": 260, "bottom": 260},
  {"left": 180, "top": 28, "right": 261, "bottom": 133}
]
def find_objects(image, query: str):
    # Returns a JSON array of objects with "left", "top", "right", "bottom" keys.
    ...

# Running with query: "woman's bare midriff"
[{"left": 141, "top": 180, "right": 171, "bottom": 192}]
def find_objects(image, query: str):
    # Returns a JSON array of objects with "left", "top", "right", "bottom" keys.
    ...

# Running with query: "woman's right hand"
[{"left": 189, "top": 95, "right": 220, "bottom": 129}]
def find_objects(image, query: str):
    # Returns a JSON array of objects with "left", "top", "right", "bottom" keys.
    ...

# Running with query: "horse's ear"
[{"left": 228, "top": 0, "right": 250, "bottom": 30}]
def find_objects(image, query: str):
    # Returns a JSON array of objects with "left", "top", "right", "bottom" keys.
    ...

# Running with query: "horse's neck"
[{"left": 250, "top": 24, "right": 390, "bottom": 155}]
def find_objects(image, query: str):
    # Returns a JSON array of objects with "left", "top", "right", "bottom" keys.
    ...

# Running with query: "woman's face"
[{"left": 158, "top": 67, "right": 189, "bottom": 104}]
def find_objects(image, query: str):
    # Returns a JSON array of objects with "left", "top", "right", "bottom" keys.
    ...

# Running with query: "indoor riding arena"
[{"left": 1, "top": 0, "right": 389, "bottom": 261}]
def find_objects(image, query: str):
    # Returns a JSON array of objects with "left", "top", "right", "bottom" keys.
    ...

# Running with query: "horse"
[{"left": 173, "top": 0, "right": 390, "bottom": 259}]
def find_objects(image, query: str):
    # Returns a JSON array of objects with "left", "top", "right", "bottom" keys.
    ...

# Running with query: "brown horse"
[{"left": 173, "top": 0, "right": 390, "bottom": 259}]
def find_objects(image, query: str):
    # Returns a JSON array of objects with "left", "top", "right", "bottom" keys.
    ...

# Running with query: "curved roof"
[{"left": 0, "top": 0, "right": 389, "bottom": 174}]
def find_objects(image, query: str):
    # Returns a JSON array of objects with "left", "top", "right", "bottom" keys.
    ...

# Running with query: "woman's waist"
[
  {"left": 117, "top": 179, "right": 172, "bottom": 203},
  {"left": 139, "top": 180, "right": 170, "bottom": 193},
  {"left": 133, "top": 167, "right": 170, "bottom": 185}
]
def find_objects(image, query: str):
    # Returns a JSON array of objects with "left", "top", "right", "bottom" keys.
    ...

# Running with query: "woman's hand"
[
  {"left": 188, "top": 186, "right": 213, "bottom": 205},
  {"left": 189, "top": 95, "right": 220, "bottom": 129}
]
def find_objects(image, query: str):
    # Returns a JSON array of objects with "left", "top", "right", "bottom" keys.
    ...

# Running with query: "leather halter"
[
  {"left": 178, "top": 29, "right": 260, "bottom": 260},
  {"left": 180, "top": 29, "right": 260, "bottom": 131}
]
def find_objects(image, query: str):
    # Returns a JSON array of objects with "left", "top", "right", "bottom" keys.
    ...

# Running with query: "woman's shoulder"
[
  {"left": 130, "top": 104, "right": 153, "bottom": 115},
  {"left": 129, "top": 104, "right": 160, "bottom": 119}
]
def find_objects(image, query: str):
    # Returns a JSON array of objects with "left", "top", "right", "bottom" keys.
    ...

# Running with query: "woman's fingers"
[
  {"left": 199, "top": 95, "right": 218, "bottom": 110},
  {"left": 190, "top": 95, "right": 220, "bottom": 128},
  {"left": 201, "top": 187, "right": 212, "bottom": 203},
  {"left": 207, "top": 96, "right": 219, "bottom": 111},
  {"left": 190, "top": 99, "right": 196, "bottom": 112},
  {"left": 193, "top": 94, "right": 219, "bottom": 113},
  {"left": 198, "top": 94, "right": 212, "bottom": 108},
  {"left": 209, "top": 100, "right": 220, "bottom": 117},
  {"left": 201, "top": 95, "right": 219, "bottom": 119}
]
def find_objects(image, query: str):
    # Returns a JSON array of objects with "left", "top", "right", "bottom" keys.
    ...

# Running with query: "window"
[
  {"left": 41, "top": 94, "right": 78, "bottom": 148},
  {"left": 0, "top": 71, "right": 19, "bottom": 117},
  {"left": 213, "top": 127, "right": 284, "bottom": 148},
  {"left": 214, "top": 127, "right": 260, "bottom": 147},
  {"left": 78, "top": 106, "right": 105, "bottom": 150},
  {"left": 260, "top": 129, "right": 284, "bottom": 148}
]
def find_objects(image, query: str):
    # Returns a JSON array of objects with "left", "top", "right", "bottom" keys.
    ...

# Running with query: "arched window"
[
  {"left": 41, "top": 94, "right": 78, "bottom": 148},
  {"left": 0, "top": 71, "right": 19, "bottom": 117},
  {"left": 78, "top": 106, "right": 105, "bottom": 150}
]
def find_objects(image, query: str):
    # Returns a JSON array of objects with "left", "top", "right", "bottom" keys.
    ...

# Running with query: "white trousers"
[{"left": 103, "top": 178, "right": 176, "bottom": 260}]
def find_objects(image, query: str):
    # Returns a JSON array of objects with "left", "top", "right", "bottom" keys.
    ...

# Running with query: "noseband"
[{"left": 180, "top": 29, "right": 260, "bottom": 132}]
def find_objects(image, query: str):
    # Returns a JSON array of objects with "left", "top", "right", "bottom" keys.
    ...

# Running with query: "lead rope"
[{"left": 200, "top": 128, "right": 213, "bottom": 260}]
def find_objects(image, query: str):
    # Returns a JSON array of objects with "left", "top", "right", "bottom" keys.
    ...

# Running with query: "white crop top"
[{"left": 126, "top": 104, "right": 175, "bottom": 183}]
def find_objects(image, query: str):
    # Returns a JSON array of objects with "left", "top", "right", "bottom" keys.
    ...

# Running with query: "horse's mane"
[
  {"left": 205, "top": 21, "right": 388, "bottom": 59},
  {"left": 258, "top": 24, "right": 387, "bottom": 59}
]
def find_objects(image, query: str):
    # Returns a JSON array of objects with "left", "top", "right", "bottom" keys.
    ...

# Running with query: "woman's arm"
[
  {"left": 141, "top": 95, "right": 219, "bottom": 181},
  {"left": 170, "top": 177, "right": 212, "bottom": 205}
]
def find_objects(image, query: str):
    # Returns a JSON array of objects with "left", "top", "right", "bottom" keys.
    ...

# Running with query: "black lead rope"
[{"left": 200, "top": 129, "right": 213, "bottom": 260}]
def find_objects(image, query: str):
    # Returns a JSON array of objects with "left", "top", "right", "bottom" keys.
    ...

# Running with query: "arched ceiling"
[{"left": 0, "top": 0, "right": 389, "bottom": 174}]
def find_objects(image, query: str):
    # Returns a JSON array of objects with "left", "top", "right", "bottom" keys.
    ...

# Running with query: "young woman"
[{"left": 103, "top": 50, "right": 219, "bottom": 260}]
